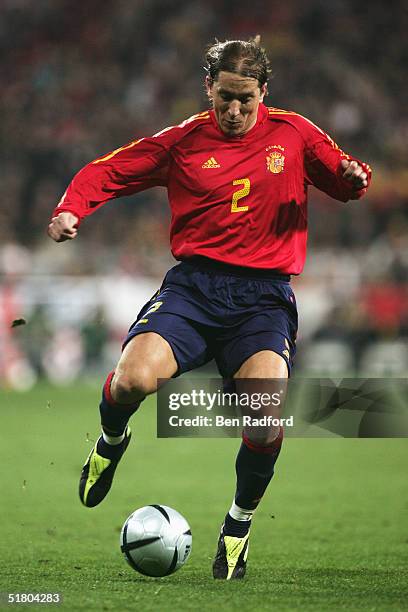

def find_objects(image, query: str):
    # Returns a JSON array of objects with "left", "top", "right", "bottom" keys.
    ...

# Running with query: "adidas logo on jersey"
[{"left": 202, "top": 157, "right": 220, "bottom": 168}]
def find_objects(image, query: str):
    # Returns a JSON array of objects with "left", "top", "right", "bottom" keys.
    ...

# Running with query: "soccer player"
[{"left": 47, "top": 38, "right": 371, "bottom": 579}]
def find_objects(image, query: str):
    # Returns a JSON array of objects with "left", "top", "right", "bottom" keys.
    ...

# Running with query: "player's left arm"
[
  {"left": 339, "top": 159, "right": 369, "bottom": 195},
  {"left": 302, "top": 117, "right": 372, "bottom": 202}
]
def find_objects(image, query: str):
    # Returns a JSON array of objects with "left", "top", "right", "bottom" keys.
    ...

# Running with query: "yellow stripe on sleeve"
[
  {"left": 92, "top": 112, "right": 210, "bottom": 164},
  {"left": 92, "top": 139, "right": 143, "bottom": 164}
]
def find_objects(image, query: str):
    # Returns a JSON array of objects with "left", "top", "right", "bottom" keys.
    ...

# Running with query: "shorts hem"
[{"left": 219, "top": 346, "right": 293, "bottom": 379}]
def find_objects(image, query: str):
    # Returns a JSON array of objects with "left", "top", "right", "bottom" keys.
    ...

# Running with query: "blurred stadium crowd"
[{"left": 1, "top": 0, "right": 407, "bottom": 387}]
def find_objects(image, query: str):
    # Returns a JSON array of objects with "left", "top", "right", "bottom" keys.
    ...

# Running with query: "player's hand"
[
  {"left": 47, "top": 212, "right": 79, "bottom": 242},
  {"left": 341, "top": 159, "right": 368, "bottom": 190}
]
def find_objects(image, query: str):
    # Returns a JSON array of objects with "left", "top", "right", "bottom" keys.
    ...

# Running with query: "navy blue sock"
[
  {"left": 234, "top": 428, "right": 283, "bottom": 510},
  {"left": 96, "top": 435, "right": 129, "bottom": 459},
  {"left": 99, "top": 371, "right": 140, "bottom": 436},
  {"left": 223, "top": 513, "right": 251, "bottom": 538}
]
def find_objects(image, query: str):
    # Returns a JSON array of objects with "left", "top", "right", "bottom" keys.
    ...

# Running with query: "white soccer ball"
[{"left": 120, "top": 505, "right": 192, "bottom": 577}]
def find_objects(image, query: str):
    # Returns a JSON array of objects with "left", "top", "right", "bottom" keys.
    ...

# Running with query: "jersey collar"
[{"left": 209, "top": 103, "right": 268, "bottom": 141}]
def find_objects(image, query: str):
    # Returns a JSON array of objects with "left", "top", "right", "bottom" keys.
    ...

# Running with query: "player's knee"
[{"left": 112, "top": 367, "right": 158, "bottom": 403}]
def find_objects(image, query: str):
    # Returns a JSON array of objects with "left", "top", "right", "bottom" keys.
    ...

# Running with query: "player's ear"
[
  {"left": 259, "top": 83, "right": 268, "bottom": 102},
  {"left": 205, "top": 75, "right": 213, "bottom": 100}
]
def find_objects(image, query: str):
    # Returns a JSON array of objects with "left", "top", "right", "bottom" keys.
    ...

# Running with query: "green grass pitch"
[{"left": 0, "top": 383, "right": 407, "bottom": 611}]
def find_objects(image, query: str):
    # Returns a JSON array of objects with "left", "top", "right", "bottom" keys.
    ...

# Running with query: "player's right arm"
[
  {"left": 48, "top": 211, "right": 79, "bottom": 242},
  {"left": 47, "top": 133, "right": 171, "bottom": 243}
]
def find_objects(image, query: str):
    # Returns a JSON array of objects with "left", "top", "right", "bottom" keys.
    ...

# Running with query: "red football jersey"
[{"left": 52, "top": 104, "right": 371, "bottom": 274}]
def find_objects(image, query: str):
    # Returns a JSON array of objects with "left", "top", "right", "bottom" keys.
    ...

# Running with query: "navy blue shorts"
[{"left": 123, "top": 259, "right": 298, "bottom": 378}]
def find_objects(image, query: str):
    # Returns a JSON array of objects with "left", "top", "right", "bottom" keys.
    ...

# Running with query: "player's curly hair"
[{"left": 205, "top": 36, "right": 271, "bottom": 86}]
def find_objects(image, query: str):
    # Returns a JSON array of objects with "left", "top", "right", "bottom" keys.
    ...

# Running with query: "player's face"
[{"left": 207, "top": 71, "right": 266, "bottom": 137}]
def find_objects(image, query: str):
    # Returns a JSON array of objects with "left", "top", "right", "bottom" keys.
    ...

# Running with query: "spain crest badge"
[{"left": 266, "top": 145, "right": 285, "bottom": 174}]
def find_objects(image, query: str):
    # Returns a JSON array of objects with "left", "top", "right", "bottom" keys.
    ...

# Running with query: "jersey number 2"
[{"left": 231, "top": 178, "right": 250, "bottom": 213}]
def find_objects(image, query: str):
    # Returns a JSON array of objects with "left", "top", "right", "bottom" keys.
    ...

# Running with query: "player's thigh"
[
  {"left": 112, "top": 332, "right": 178, "bottom": 401},
  {"left": 234, "top": 349, "right": 288, "bottom": 419},
  {"left": 234, "top": 350, "right": 288, "bottom": 445}
]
